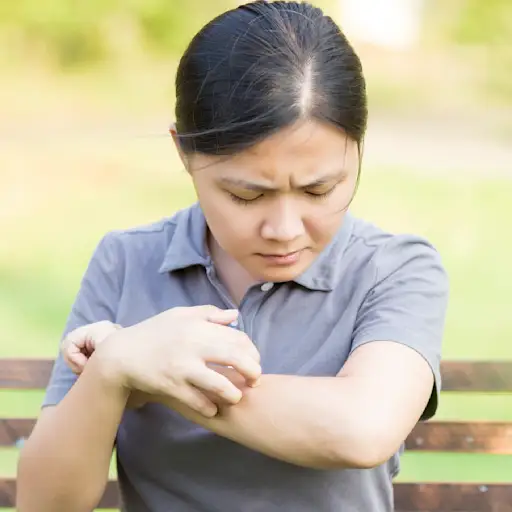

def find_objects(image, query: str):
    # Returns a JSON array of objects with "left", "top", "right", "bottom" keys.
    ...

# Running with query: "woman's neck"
[{"left": 207, "top": 233, "right": 257, "bottom": 306}]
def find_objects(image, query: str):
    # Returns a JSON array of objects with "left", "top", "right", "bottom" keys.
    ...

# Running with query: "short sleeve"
[
  {"left": 42, "top": 232, "right": 124, "bottom": 408},
  {"left": 350, "top": 235, "right": 449, "bottom": 420}
]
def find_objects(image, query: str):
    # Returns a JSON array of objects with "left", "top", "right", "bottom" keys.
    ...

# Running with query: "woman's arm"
[
  {"left": 164, "top": 235, "right": 447, "bottom": 469},
  {"left": 152, "top": 341, "right": 434, "bottom": 470},
  {"left": 16, "top": 355, "right": 129, "bottom": 512}
]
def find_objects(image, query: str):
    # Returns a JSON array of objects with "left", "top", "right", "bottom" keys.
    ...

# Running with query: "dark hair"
[{"left": 175, "top": 1, "right": 367, "bottom": 156}]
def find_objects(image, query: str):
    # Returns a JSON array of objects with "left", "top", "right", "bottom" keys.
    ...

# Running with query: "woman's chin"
[{"left": 250, "top": 258, "right": 311, "bottom": 284}]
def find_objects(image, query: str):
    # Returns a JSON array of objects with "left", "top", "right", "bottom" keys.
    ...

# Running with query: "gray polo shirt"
[{"left": 43, "top": 202, "right": 449, "bottom": 512}]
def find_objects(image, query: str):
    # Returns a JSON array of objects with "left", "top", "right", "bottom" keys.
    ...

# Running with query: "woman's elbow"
[{"left": 330, "top": 423, "right": 403, "bottom": 470}]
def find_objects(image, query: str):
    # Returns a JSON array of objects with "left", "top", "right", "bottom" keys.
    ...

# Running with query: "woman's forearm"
[
  {"left": 16, "top": 355, "right": 130, "bottom": 512},
  {"left": 210, "top": 375, "right": 366, "bottom": 468},
  {"left": 159, "top": 373, "right": 382, "bottom": 470}
]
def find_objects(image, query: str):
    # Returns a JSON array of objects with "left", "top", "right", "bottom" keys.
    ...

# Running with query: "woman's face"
[{"left": 179, "top": 119, "right": 360, "bottom": 282}]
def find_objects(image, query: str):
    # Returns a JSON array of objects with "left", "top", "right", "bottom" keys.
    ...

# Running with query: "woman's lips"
[{"left": 257, "top": 249, "right": 303, "bottom": 266}]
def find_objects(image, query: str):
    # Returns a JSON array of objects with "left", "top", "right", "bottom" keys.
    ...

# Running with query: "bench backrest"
[{"left": 1, "top": 359, "right": 512, "bottom": 511}]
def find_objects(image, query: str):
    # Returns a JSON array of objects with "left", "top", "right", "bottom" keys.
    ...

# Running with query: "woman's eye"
[
  {"left": 228, "top": 192, "right": 262, "bottom": 205},
  {"left": 306, "top": 185, "right": 337, "bottom": 199}
]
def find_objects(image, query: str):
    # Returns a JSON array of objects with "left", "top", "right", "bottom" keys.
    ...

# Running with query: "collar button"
[{"left": 260, "top": 282, "right": 274, "bottom": 292}]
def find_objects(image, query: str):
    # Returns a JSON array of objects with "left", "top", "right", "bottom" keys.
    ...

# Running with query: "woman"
[{"left": 17, "top": 2, "right": 449, "bottom": 511}]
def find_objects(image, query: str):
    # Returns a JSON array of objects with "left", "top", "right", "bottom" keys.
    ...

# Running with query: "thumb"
[{"left": 206, "top": 308, "right": 239, "bottom": 326}]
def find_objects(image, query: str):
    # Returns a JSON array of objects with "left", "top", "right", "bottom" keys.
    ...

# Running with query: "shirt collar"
[
  {"left": 158, "top": 203, "right": 210, "bottom": 274},
  {"left": 158, "top": 202, "right": 354, "bottom": 292}
]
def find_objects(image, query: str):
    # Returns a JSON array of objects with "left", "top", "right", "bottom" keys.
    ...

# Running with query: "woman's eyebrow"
[
  {"left": 298, "top": 170, "right": 348, "bottom": 188},
  {"left": 218, "top": 170, "right": 347, "bottom": 191},
  {"left": 218, "top": 178, "right": 277, "bottom": 192}
]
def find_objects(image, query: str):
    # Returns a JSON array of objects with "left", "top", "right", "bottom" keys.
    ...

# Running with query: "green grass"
[
  {"left": 3, "top": 168, "right": 512, "bottom": 359},
  {"left": 2, "top": 167, "right": 512, "bottom": 509}
]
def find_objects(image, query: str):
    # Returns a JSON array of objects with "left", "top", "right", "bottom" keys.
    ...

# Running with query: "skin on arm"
[
  {"left": 16, "top": 355, "right": 130, "bottom": 512},
  {"left": 149, "top": 341, "right": 434, "bottom": 470},
  {"left": 17, "top": 305, "right": 262, "bottom": 512}
]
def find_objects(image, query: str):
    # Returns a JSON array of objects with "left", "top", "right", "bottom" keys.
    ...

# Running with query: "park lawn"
[
  {"left": 2, "top": 167, "right": 512, "bottom": 509},
  {"left": 2, "top": 166, "right": 512, "bottom": 359}
]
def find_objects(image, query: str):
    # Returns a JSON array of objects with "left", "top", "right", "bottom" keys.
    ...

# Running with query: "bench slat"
[
  {"left": 0, "top": 478, "right": 119, "bottom": 508},
  {"left": 0, "top": 359, "right": 53, "bottom": 389},
  {"left": 405, "top": 421, "right": 512, "bottom": 454},
  {"left": 2, "top": 359, "right": 512, "bottom": 392},
  {"left": 2, "top": 358, "right": 512, "bottom": 510},
  {"left": 1, "top": 478, "right": 510, "bottom": 510},
  {"left": 0, "top": 419, "right": 33, "bottom": 447},
  {"left": 441, "top": 361, "right": 512, "bottom": 393},
  {"left": 394, "top": 482, "right": 512, "bottom": 511},
  {"left": 3, "top": 419, "right": 512, "bottom": 454}
]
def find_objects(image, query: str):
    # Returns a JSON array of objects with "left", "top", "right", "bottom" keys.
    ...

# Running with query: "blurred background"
[{"left": 1, "top": 0, "right": 511, "bottom": 508}]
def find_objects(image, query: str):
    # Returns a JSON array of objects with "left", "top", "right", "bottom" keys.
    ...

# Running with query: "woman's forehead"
[
  {"left": 191, "top": 120, "right": 358, "bottom": 181},
  {"left": 245, "top": 120, "right": 353, "bottom": 158}
]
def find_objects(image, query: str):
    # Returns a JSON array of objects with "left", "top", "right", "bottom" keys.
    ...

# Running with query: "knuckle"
[
  {"left": 65, "top": 328, "right": 82, "bottom": 342},
  {"left": 237, "top": 332, "right": 254, "bottom": 348},
  {"left": 164, "top": 365, "right": 185, "bottom": 383},
  {"left": 236, "top": 336, "right": 260, "bottom": 359},
  {"left": 208, "top": 341, "right": 229, "bottom": 358},
  {"left": 199, "top": 304, "right": 222, "bottom": 317},
  {"left": 210, "top": 381, "right": 228, "bottom": 395},
  {"left": 167, "top": 306, "right": 185, "bottom": 318},
  {"left": 230, "top": 352, "right": 250, "bottom": 370},
  {"left": 238, "top": 355, "right": 260, "bottom": 374},
  {"left": 201, "top": 304, "right": 218, "bottom": 312}
]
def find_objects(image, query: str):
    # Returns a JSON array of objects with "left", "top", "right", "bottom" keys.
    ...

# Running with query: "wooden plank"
[
  {"left": 0, "top": 359, "right": 54, "bottom": 389},
  {"left": 441, "top": 361, "right": 512, "bottom": 392},
  {"left": 0, "top": 419, "right": 34, "bottom": 447},
  {"left": 0, "top": 478, "right": 120, "bottom": 508},
  {"left": 406, "top": 421, "right": 512, "bottom": 454},
  {"left": 4, "top": 417, "right": 512, "bottom": 454},
  {"left": 394, "top": 483, "right": 512, "bottom": 511},
  {"left": 2, "top": 478, "right": 511, "bottom": 510},
  {"left": 1, "top": 358, "right": 512, "bottom": 392}
]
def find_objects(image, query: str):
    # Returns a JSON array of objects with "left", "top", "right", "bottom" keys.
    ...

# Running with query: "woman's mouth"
[{"left": 257, "top": 250, "right": 303, "bottom": 266}]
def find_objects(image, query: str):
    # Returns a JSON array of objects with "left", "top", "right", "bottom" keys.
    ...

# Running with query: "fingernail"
[{"left": 250, "top": 378, "right": 261, "bottom": 388}]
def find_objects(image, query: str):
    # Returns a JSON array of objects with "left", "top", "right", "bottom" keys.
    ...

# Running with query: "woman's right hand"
[{"left": 94, "top": 306, "right": 261, "bottom": 418}]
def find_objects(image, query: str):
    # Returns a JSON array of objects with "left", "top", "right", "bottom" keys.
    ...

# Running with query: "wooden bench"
[{"left": 1, "top": 359, "right": 512, "bottom": 511}]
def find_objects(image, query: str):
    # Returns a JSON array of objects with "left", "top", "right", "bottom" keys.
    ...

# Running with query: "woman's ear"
[{"left": 169, "top": 123, "right": 189, "bottom": 171}]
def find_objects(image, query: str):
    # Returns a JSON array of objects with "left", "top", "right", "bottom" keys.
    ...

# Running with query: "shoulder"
[
  {"left": 342, "top": 215, "right": 448, "bottom": 290},
  {"left": 102, "top": 206, "right": 192, "bottom": 251},
  {"left": 92, "top": 206, "right": 192, "bottom": 271}
]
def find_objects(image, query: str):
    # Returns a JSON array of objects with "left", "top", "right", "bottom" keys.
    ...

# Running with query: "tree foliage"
[{"left": 0, "top": 0, "right": 235, "bottom": 68}]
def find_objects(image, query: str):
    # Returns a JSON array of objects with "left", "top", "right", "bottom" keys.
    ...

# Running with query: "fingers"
[
  {"left": 203, "top": 322, "right": 260, "bottom": 361},
  {"left": 63, "top": 325, "right": 89, "bottom": 351},
  {"left": 187, "top": 367, "right": 243, "bottom": 405},
  {"left": 65, "top": 352, "right": 89, "bottom": 375},
  {"left": 183, "top": 305, "right": 239, "bottom": 325},
  {"left": 206, "top": 308, "right": 239, "bottom": 326},
  {"left": 61, "top": 326, "right": 89, "bottom": 373},
  {"left": 206, "top": 349, "right": 262, "bottom": 387},
  {"left": 202, "top": 329, "right": 261, "bottom": 385},
  {"left": 197, "top": 320, "right": 262, "bottom": 386},
  {"left": 172, "top": 384, "right": 218, "bottom": 418},
  {"left": 62, "top": 321, "right": 122, "bottom": 374}
]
